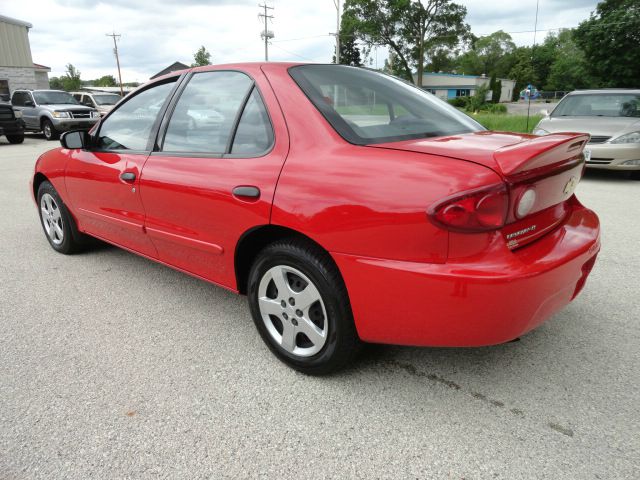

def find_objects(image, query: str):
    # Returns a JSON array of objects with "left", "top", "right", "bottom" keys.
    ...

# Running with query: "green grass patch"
[{"left": 469, "top": 114, "right": 543, "bottom": 134}]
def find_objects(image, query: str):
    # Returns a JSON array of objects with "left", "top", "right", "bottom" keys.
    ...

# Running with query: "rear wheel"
[
  {"left": 630, "top": 170, "right": 640, "bottom": 181},
  {"left": 6, "top": 134, "right": 24, "bottom": 144},
  {"left": 247, "top": 239, "right": 360, "bottom": 375},
  {"left": 37, "top": 181, "right": 86, "bottom": 254},
  {"left": 42, "top": 118, "right": 59, "bottom": 141}
]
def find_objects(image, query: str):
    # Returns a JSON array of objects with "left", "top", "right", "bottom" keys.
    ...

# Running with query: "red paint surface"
[{"left": 32, "top": 62, "right": 601, "bottom": 347}]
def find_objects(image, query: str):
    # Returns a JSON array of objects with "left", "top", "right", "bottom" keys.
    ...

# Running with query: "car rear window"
[{"left": 289, "top": 65, "right": 483, "bottom": 145}]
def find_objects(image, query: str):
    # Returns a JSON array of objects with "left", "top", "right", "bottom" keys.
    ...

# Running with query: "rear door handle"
[
  {"left": 120, "top": 172, "right": 136, "bottom": 182},
  {"left": 232, "top": 186, "right": 260, "bottom": 200}
]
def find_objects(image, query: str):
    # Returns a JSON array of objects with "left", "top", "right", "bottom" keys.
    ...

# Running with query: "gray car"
[
  {"left": 533, "top": 89, "right": 640, "bottom": 179},
  {"left": 11, "top": 89, "right": 100, "bottom": 141}
]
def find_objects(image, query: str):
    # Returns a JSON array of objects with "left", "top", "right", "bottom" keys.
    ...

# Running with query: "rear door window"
[
  {"left": 161, "top": 71, "right": 253, "bottom": 154},
  {"left": 230, "top": 89, "right": 274, "bottom": 155}
]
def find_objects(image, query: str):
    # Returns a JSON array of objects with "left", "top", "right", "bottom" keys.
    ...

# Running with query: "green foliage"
[
  {"left": 93, "top": 75, "right": 117, "bottom": 87},
  {"left": 489, "top": 73, "right": 501, "bottom": 103},
  {"left": 447, "top": 96, "right": 469, "bottom": 108},
  {"left": 471, "top": 114, "right": 542, "bottom": 133},
  {"left": 334, "top": 14, "right": 363, "bottom": 66},
  {"left": 574, "top": 0, "right": 640, "bottom": 87},
  {"left": 49, "top": 77, "right": 63, "bottom": 90},
  {"left": 486, "top": 102, "right": 507, "bottom": 114},
  {"left": 465, "top": 84, "right": 490, "bottom": 113},
  {"left": 343, "top": 0, "right": 469, "bottom": 84},
  {"left": 191, "top": 46, "right": 212, "bottom": 67},
  {"left": 58, "top": 64, "right": 81, "bottom": 91}
]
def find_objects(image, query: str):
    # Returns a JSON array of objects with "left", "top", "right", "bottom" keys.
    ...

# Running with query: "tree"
[
  {"left": 574, "top": 0, "right": 640, "bottom": 87},
  {"left": 94, "top": 75, "right": 117, "bottom": 87},
  {"left": 49, "top": 77, "right": 63, "bottom": 90},
  {"left": 544, "top": 30, "right": 592, "bottom": 91},
  {"left": 455, "top": 30, "right": 515, "bottom": 77},
  {"left": 334, "top": 14, "right": 363, "bottom": 66},
  {"left": 191, "top": 46, "right": 212, "bottom": 67},
  {"left": 59, "top": 64, "right": 81, "bottom": 91},
  {"left": 343, "top": 0, "right": 469, "bottom": 85},
  {"left": 489, "top": 73, "right": 501, "bottom": 103}
]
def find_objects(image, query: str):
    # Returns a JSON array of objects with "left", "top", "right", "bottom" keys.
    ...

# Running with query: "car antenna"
[{"left": 526, "top": 0, "right": 540, "bottom": 133}]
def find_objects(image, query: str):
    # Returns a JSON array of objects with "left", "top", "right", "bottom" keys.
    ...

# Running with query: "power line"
[
  {"left": 105, "top": 32, "right": 124, "bottom": 96},
  {"left": 258, "top": 3, "right": 274, "bottom": 61}
]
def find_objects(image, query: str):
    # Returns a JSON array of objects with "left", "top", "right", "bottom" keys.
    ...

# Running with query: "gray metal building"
[{"left": 0, "top": 15, "right": 50, "bottom": 100}]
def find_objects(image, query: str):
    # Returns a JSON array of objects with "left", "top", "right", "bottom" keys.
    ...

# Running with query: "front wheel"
[
  {"left": 6, "top": 134, "right": 24, "bottom": 144},
  {"left": 37, "top": 181, "right": 86, "bottom": 254},
  {"left": 42, "top": 118, "right": 59, "bottom": 141},
  {"left": 247, "top": 239, "right": 360, "bottom": 375}
]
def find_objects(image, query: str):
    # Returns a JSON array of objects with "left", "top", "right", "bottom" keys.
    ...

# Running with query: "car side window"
[
  {"left": 162, "top": 71, "right": 253, "bottom": 154},
  {"left": 73, "top": 93, "right": 82, "bottom": 102},
  {"left": 231, "top": 89, "right": 274, "bottom": 155},
  {"left": 97, "top": 80, "right": 176, "bottom": 151}
]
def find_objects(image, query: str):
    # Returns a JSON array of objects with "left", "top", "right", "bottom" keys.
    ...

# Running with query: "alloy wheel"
[
  {"left": 40, "top": 193, "right": 64, "bottom": 245},
  {"left": 257, "top": 265, "right": 328, "bottom": 357}
]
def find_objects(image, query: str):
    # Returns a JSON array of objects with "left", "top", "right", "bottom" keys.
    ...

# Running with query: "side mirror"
[
  {"left": 539, "top": 109, "right": 549, "bottom": 117},
  {"left": 60, "top": 130, "right": 89, "bottom": 150},
  {"left": 24, "top": 100, "right": 35, "bottom": 107}
]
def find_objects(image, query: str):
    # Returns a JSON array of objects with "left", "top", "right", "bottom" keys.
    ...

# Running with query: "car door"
[
  {"left": 139, "top": 68, "right": 289, "bottom": 289},
  {"left": 13, "top": 91, "right": 38, "bottom": 128},
  {"left": 64, "top": 76, "right": 181, "bottom": 257}
]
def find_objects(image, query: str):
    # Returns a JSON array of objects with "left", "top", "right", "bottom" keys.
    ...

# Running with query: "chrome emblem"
[{"left": 564, "top": 176, "right": 578, "bottom": 195}]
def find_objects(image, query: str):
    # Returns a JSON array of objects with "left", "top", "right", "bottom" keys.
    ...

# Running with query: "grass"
[{"left": 469, "top": 113, "right": 543, "bottom": 134}]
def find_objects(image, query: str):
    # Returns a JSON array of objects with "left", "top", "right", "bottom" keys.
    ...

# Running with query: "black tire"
[
  {"left": 42, "top": 118, "right": 59, "bottom": 141},
  {"left": 37, "top": 181, "right": 87, "bottom": 254},
  {"left": 6, "top": 134, "right": 24, "bottom": 144},
  {"left": 630, "top": 171, "right": 640, "bottom": 181},
  {"left": 247, "top": 238, "right": 361, "bottom": 375}
]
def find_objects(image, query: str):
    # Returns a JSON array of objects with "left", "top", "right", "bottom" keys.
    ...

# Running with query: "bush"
[
  {"left": 447, "top": 97, "right": 469, "bottom": 108},
  {"left": 486, "top": 103, "right": 507, "bottom": 114}
]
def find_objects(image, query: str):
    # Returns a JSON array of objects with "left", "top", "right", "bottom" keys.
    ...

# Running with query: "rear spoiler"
[{"left": 493, "top": 133, "right": 590, "bottom": 180}]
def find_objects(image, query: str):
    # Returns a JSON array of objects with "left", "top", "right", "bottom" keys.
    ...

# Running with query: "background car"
[
  {"left": 0, "top": 102, "right": 25, "bottom": 144},
  {"left": 72, "top": 91, "right": 122, "bottom": 117},
  {"left": 30, "top": 63, "right": 600, "bottom": 374},
  {"left": 533, "top": 89, "right": 640, "bottom": 179},
  {"left": 11, "top": 89, "right": 100, "bottom": 140}
]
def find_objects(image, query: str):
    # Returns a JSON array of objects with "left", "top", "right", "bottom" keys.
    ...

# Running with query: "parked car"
[
  {"left": 72, "top": 91, "right": 122, "bottom": 117},
  {"left": 30, "top": 63, "right": 600, "bottom": 374},
  {"left": 0, "top": 102, "right": 25, "bottom": 144},
  {"left": 534, "top": 89, "right": 640, "bottom": 178},
  {"left": 11, "top": 89, "right": 100, "bottom": 141}
]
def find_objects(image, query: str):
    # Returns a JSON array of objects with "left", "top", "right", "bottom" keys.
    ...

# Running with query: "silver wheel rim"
[
  {"left": 258, "top": 265, "right": 328, "bottom": 357},
  {"left": 40, "top": 193, "right": 64, "bottom": 245},
  {"left": 43, "top": 122, "right": 51, "bottom": 138}
]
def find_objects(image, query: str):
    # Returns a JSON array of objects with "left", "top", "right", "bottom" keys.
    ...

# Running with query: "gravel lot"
[{"left": 1, "top": 135, "right": 638, "bottom": 479}]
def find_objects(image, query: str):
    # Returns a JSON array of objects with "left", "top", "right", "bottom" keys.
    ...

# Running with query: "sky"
[{"left": 1, "top": 0, "right": 600, "bottom": 83}]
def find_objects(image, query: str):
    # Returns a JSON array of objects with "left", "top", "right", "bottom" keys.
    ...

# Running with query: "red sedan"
[{"left": 31, "top": 63, "right": 600, "bottom": 374}]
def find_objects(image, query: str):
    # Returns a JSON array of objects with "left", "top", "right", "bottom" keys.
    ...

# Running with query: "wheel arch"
[
  {"left": 32, "top": 172, "right": 49, "bottom": 199},
  {"left": 235, "top": 224, "right": 342, "bottom": 295}
]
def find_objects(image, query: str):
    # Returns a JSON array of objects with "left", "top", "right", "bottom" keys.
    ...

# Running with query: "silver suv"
[
  {"left": 11, "top": 89, "right": 100, "bottom": 141},
  {"left": 71, "top": 91, "right": 122, "bottom": 117}
]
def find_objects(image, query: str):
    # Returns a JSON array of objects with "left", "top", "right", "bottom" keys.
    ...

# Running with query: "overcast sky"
[{"left": 2, "top": 0, "right": 599, "bottom": 82}]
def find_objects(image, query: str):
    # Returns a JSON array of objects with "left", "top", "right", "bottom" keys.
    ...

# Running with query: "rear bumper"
[
  {"left": 0, "top": 120, "right": 25, "bottom": 136},
  {"left": 333, "top": 200, "right": 600, "bottom": 347},
  {"left": 586, "top": 143, "right": 640, "bottom": 170}
]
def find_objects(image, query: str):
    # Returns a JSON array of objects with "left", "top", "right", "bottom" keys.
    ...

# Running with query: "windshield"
[
  {"left": 289, "top": 65, "right": 483, "bottom": 145},
  {"left": 93, "top": 94, "right": 121, "bottom": 106},
  {"left": 553, "top": 93, "right": 640, "bottom": 118},
  {"left": 33, "top": 91, "right": 79, "bottom": 105}
]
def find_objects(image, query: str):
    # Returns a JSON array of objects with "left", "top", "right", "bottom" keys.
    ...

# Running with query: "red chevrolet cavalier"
[{"left": 31, "top": 63, "right": 600, "bottom": 373}]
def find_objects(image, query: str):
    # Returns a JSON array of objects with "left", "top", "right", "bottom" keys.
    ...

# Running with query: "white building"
[
  {"left": 416, "top": 72, "right": 516, "bottom": 103},
  {"left": 0, "top": 15, "right": 50, "bottom": 100}
]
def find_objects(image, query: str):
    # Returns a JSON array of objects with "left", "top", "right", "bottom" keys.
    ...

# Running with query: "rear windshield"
[
  {"left": 289, "top": 65, "right": 483, "bottom": 145},
  {"left": 553, "top": 93, "right": 640, "bottom": 118}
]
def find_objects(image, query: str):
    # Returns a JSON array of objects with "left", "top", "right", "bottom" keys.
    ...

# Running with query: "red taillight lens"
[{"left": 429, "top": 184, "right": 509, "bottom": 232}]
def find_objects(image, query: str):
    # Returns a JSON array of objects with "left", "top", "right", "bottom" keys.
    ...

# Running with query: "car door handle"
[
  {"left": 232, "top": 186, "right": 260, "bottom": 200},
  {"left": 120, "top": 172, "right": 136, "bottom": 182}
]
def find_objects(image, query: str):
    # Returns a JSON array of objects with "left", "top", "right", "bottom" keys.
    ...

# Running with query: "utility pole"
[
  {"left": 258, "top": 4, "right": 274, "bottom": 62},
  {"left": 332, "top": 0, "right": 340, "bottom": 64},
  {"left": 106, "top": 32, "right": 124, "bottom": 96}
]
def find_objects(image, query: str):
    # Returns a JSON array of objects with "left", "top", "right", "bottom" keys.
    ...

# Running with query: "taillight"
[
  {"left": 515, "top": 188, "right": 537, "bottom": 219},
  {"left": 428, "top": 184, "right": 509, "bottom": 232}
]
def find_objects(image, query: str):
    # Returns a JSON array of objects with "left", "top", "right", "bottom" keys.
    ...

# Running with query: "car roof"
[{"left": 568, "top": 89, "right": 640, "bottom": 95}]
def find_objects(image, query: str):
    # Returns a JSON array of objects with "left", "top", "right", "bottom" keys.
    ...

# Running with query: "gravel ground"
[{"left": 1, "top": 135, "right": 638, "bottom": 479}]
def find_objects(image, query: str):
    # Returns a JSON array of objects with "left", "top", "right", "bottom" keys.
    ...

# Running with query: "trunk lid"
[{"left": 370, "top": 131, "right": 590, "bottom": 249}]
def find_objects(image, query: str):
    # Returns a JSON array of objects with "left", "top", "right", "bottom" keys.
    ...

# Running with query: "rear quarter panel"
[{"left": 264, "top": 64, "right": 503, "bottom": 263}]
